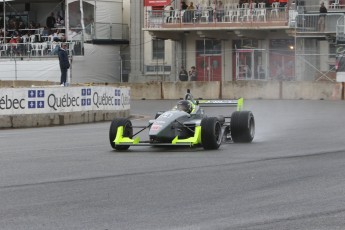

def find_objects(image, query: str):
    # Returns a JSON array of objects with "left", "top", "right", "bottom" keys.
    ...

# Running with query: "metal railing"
[
  {"left": 295, "top": 13, "right": 343, "bottom": 33},
  {"left": 92, "top": 22, "right": 129, "bottom": 41},
  {"left": 336, "top": 15, "right": 345, "bottom": 43},
  {"left": 145, "top": 8, "right": 289, "bottom": 29},
  {"left": 0, "top": 41, "right": 78, "bottom": 58}
]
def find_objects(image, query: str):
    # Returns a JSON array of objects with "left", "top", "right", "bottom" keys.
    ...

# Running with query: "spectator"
[
  {"left": 318, "top": 2, "right": 327, "bottom": 32},
  {"left": 189, "top": 66, "right": 197, "bottom": 81},
  {"left": 166, "top": 6, "right": 174, "bottom": 23},
  {"left": 181, "top": 1, "right": 188, "bottom": 10},
  {"left": 46, "top": 12, "right": 56, "bottom": 30},
  {"left": 184, "top": 2, "right": 195, "bottom": 22},
  {"left": 57, "top": 15, "right": 65, "bottom": 26},
  {"left": 216, "top": 1, "right": 225, "bottom": 22},
  {"left": 28, "top": 21, "right": 35, "bottom": 29},
  {"left": 7, "top": 35, "right": 18, "bottom": 55},
  {"left": 58, "top": 43, "right": 70, "bottom": 86},
  {"left": 18, "top": 21, "right": 25, "bottom": 29},
  {"left": 179, "top": 66, "right": 188, "bottom": 81}
]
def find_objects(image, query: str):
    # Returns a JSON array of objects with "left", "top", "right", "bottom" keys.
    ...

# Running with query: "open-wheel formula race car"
[{"left": 109, "top": 90, "right": 255, "bottom": 151}]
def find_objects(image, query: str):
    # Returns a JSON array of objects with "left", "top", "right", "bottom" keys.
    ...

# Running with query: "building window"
[
  {"left": 152, "top": 39, "right": 165, "bottom": 60},
  {"left": 196, "top": 40, "right": 222, "bottom": 55}
]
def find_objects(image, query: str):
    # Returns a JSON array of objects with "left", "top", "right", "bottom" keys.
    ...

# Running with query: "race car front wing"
[{"left": 113, "top": 126, "right": 202, "bottom": 147}]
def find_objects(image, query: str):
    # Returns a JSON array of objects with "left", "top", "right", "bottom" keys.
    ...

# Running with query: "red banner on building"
[{"left": 144, "top": 0, "right": 171, "bottom": 6}]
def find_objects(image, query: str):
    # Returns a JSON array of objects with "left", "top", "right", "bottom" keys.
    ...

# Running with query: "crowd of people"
[
  {"left": 0, "top": 12, "right": 67, "bottom": 56},
  {"left": 166, "top": 0, "right": 284, "bottom": 23}
]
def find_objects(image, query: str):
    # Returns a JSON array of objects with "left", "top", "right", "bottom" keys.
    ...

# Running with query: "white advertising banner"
[{"left": 0, "top": 86, "right": 130, "bottom": 115}]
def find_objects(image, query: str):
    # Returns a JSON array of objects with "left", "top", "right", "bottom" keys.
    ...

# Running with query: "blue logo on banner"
[
  {"left": 28, "top": 101, "right": 36, "bottom": 109},
  {"left": 37, "top": 101, "right": 44, "bottom": 108},
  {"left": 37, "top": 90, "right": 45, "bottom": 97},
  {"left": 28, "top": 90, "right": 36, "bottom": 98},
  {"left": 27, "top": 90, "right": 45, "bottom": 109},
  {"left": 81, "top": 88, "right": 92, "bottom": 106},
  {"left": 81, "top": 88, "right": 92, "bottom": 96},
  {"left": 115, "top": 89, "right": 121, "bottom": 96}
]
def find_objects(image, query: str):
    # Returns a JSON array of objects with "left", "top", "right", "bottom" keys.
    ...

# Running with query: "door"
[
  {"left": 196, "top": 39, "right": 222, "bottom": 81},
  {"left": 234, "top": 49, "right": 267, "bottom": 80},
  {"left": 196, "top": 55, "right": 222, "bottom": 81}
]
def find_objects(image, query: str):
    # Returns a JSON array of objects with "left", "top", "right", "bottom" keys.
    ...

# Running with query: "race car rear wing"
[{"left": 197, "top": 98, "right": 244, "bottom": 111}]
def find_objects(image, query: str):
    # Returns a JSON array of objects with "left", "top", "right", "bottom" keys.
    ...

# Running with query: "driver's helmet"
[{"left": 176, "top": 100, "right": 193, "bottom": 113}]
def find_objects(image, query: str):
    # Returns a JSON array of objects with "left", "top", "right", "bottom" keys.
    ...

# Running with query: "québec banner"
[{"left": 0, "top": 86, "right": 130, "bottom": 115}]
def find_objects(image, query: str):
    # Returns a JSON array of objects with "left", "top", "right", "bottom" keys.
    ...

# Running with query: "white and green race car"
[{"left": 109, "top": 90, "right": 255, "bottom": 151}]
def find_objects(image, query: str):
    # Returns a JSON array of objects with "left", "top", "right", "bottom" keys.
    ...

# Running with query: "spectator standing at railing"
[
  {"left": 318, "top": 2, "right": 327, "bottom": 32},
  {"left": 185, "top": 2, "right": 195, "bottom": 22},
  {"left": 166, "top": 6, "right": 174, "bottom": 23},
  {"left": 216, "top": 1, "right": 225, "bottom": 22},
  {"left": 58, "top": 43, "right": 70, "bottom": 86},
  {"left": 181, "top": 1, "right": 188, "bottom": 10},
  {"left": 46, "top": 12, "right": 56, "bottom": 32},
  {"left": 7, "top": 35, "right": 18, "bottom": 55}
]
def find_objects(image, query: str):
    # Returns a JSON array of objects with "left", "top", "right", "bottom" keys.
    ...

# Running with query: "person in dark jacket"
[
  {"left": 318, "top": 2, "right": 327, "bottom": 32},
  {"left": 58, "top": 43, "right": 70, "bottom": 86},
  {"left": 46, "top": 12, "right": 56, "bottom": 30}
]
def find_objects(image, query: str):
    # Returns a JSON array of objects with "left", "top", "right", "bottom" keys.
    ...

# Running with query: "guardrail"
[
  {"left": 92, "top": 22, "right": 129, "bottom": 41},
  {"left": 295, "top": 13, "right": 343, "bottom": 33}
]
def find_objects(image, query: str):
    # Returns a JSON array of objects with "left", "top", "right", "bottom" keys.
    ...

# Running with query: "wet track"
[{"left": 1, "top": 99, "right": 345, "bottom": 230}]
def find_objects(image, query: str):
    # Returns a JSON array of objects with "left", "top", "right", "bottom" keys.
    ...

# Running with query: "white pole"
[
  {"left": 79, "top": 0, "right": 85, "bottom": 55},
  {"left": 3, "top": 0, "right": 6, "bottom": 44}
]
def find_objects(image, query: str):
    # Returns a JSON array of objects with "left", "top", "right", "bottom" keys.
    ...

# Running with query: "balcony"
[
  {"left": 294, "top": 13, "right": 343, "bottom": 34},
  {"left": 144, "top": 8, "right": 290, "bottom": 32}
]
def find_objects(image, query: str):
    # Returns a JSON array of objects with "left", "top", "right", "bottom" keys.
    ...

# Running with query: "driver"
[{"left": 176, "top": 100, "right": 193, "bottom": 113}]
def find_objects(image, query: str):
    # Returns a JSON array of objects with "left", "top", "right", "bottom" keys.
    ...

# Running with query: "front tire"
[
  {"left": 109, "top": 118, "right": 133, "bottom": 150},
  {"left": 230, "top": 111, "right": 255, "bottom": 143},
  {"left": 201, "top": 117, "right": 222, "bottom": 150}
]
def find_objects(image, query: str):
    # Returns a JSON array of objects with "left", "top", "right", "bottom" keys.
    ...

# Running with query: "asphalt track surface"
[{"left": 1, "top": 99, "right": 345, "bottom": 230}]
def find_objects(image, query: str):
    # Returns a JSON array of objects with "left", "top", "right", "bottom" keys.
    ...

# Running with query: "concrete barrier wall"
[
  {"left": 222, "top": 81, "right": 282, "bottom": 100},
  {"left": 98, "top": 81, "right": 341, "bottom": 100},
  {"left": 0, "top": 80, "right": 342, "bottom": 129},
  {"left": 282, "top": 81, "right": 339, "bottom": 100},
  {"left": 0, "top": 85, "right": 130, "bottom": 129},
  {"left": 1, "top": 80, "right": 342, "bottom": 101},
  {"left": 0, "top": 110, "right": 130, "bottom": 128},
  {"left": 162, "top": 81, "right": 221, "bottom": 99},
  {"left": 112, "top": 82, "right": 162, "bottom": 100}
]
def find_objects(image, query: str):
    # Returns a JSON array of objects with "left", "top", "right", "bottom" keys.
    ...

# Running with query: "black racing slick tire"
[
  {"left": 230, "top": 111, "right": 255, "bottom": 143},
  {"left": 201, "top": 117, "right": 222, "bottom": 150},
  {"left": 109, "top": 118, "right": 133, "bottom": 150}
]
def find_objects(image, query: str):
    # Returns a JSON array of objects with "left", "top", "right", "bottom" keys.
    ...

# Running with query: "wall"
[{"left": 110, "top": 81, "right": 342, "bottom": 100}]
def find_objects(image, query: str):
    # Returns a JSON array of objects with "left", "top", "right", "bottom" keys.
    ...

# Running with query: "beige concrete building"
[{"left": 129, "top": 0, "right": 345, "bottom": 83}]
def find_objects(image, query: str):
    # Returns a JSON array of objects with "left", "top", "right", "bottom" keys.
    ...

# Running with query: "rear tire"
[
  {"left": 230, "top": 111, "right": 255, "bottom": 143},
  {"left": 201, "top": 117, "right": 222, "bottom": 150},
  {"left": 109, "top": 118, "right": 133, "bottom": 150}
]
